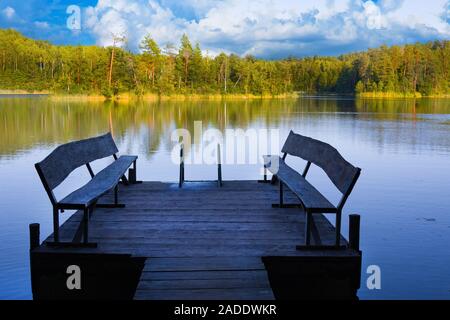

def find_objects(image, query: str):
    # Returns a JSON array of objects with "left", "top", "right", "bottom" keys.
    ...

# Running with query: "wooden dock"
[{"left": 30, "top": 181, "right": 362, "bottom": 300}]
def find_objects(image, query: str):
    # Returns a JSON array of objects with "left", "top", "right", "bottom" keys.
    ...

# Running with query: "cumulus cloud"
[
  {"left": 2, "top": 6, "right": 16, "bottom": 19},
  {"left": 83, "top": 0, "right": 450, "bottom": 58},
  {"left": 377, "top": 0, "right": 404, "bottom": 12},
  {"left": 443, "top": 1, "right": 450, "bottom": 23},
  {"left": 84, "top": 0, "right": 186, "bottom": 49}
]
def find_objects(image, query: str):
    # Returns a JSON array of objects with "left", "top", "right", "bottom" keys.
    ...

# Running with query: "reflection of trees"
[
  {"left": 0, "top": 98, "right": 302, "bottom": 157},
  {"left": 0, "top": 97, "right": 449, "bottom": 158},
  {"left": 354, "top": 98, "right": 450, "bottom": 119}
]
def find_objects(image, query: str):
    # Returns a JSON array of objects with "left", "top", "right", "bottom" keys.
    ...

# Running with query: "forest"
[{"left": 0, "top": 29, "right": 448, "bottom": 97}]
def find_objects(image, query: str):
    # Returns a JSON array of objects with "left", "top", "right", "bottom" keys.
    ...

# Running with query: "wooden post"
[
  {"left": 179, "top": 143, "right": 184, "bottom": 188},
  {"left": 349, "top": 214, "right": 360, "bottom": 251},
  {"left": 29, "top": 223, "right": 40, "bottom": 250},
  {"left": 217, "top": 143, "right": 222, "bottom": 187},
  {"left": 52, "top": 206, "right": 59, "bottom": 242},
  {"left": 29, "top": 223, "right": 40, "bottom": 300}
]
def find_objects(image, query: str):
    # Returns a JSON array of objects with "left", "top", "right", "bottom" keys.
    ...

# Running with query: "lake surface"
[{"left": 0, "top": 96, "right": 449, "bottom": 300}]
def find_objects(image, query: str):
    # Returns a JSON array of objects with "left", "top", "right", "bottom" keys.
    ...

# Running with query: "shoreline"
[
  {"left": 0, "top": 90, "right": 50, "bottom": 95},
  {"left": 48, "top": 92, "right": 301, "bottom": 101},
  {"left": 1, "top": 90, "right": 449, "bottom": 100},
  {"left": 356, "top": 91, "right": 450, "bottom": 99},
  {"left": 0, "top": 91, "right": 299, "bottom": 101}
]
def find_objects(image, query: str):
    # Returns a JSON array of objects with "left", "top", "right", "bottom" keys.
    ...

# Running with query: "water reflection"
[
  {"left": 0, "top": 96, "right": 450, "bottom": 300},
  {"left": 0, "top": 97, "right": 449, "bottom": 158}
]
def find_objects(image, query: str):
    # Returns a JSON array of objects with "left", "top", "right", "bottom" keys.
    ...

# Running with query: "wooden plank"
[
  {"left": 135, "top": 257, "right": 274, "bottom": 300},
  {"left": 134, "top": 288, "right": 274, "bottom": 300},
  {"left": 59, "top": 228, "right": 306, "bottom": 241},
  {"left": 140, "top": 270, "right": 270, "bottom": 281},
  {"left": 70, "top": 212, "right": 303, "bottom": 222},
  {"left": 143, "top": 257, "right": 266, "bottom": 272},
  {"left": 35, "top": 181, "right": 359, "bottom": 300},
  {"left": 137, "top": 278, "right": 271, "bottom": 290}
]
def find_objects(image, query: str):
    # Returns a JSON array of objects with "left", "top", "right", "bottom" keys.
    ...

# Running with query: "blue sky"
[{"left": 1, "top": 0, "right": 449, "bottom": 58}]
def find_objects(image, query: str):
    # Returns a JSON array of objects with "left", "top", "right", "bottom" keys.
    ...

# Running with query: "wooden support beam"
[
  {"left": 349, "top": 214, "right": 361, "bottom": 251},
  {"left": 29, "top": 223, "right": 40, "bottom": 250}
]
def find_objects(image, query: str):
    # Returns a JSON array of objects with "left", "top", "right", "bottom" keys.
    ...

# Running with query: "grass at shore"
[
  {"left": 0, "top": 90, "right": 299, "bottom": 101},
  {"left": 49, "top": 92, "right": 300, "bottom": 102},
  {"left": 0, "top": 89, "right": 50, "bottom": 95},
  {"left": 2, "top": 90, "right": 448, "bottom": 100},
  {"left": 357, "top": 91, "right": 450, "bottom": 99}
]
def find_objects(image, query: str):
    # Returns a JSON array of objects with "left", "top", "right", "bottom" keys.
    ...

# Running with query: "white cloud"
[
  {"left": 34, "top": 21, "right": 49, "bottom": 29},
  {"left": 378, "top": 0, "right": 404, "bottom": 12},
  {"left": 2, "top": 6, "right": 16, "bottom": 19},
  {"left": 84, "top": 0, "right": 450, "bottom": 58},
  {"left": 443, "top": 0, "right": 450, "bottom": 23},
  {"left": 85, "top": 0, "right": 186, "bottom": 49}
]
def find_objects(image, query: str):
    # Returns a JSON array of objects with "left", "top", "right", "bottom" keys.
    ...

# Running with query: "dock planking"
[{"left": 33, "top": 181, "right": 361, "bottom": 300}]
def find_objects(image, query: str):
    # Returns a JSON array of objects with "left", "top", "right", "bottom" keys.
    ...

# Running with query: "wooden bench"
[
  {"left": 263, "top": 131, "right": 361, "bottom": 248},
  {"left": 35, "top": 133, "right": 140, "bottom": 247}
]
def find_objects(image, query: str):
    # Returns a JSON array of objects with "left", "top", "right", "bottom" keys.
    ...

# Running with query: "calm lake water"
[{"left": 0, "top": 96, "right": 449, "bottom": 300}]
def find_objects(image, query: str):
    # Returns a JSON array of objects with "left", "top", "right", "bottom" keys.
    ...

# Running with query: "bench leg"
[
  {"left": 271, "top": 182, "right": 290, "bottom": 208},
  {"left": 52, "top": 206, "right": 59, "bottom": 242},
  {"left": 297, "top": 212, "right": 347, "bottom": 250},
  {"left": 279, "top": 181, "right": 283, "bottom": 206},
  {"left": 129, "top": 161, "right": 136, "bottom": 183},
  {"left": 270, "top": 175, "right": 278, "bottom": 185},
  {"left": 121, "top": 174, "right": 129, "bottom": 185},
  {"left": 272, "top": 182, "right": 281, "bottom": 207},
  {"left": 96, "top": 185, "right": 126, "bottom": 208},
  {"left": 271, "top": 182, "right": 302, "bottom": 208},
  {"left": 129, "top": 160, "right": 142, "bottom": 184},
  {"left": 83, "top": 208, "right": 89, "bottom": 244},
  {"left": 45, "top": 206, "right": 97, "bottom": 248},
  {"left": 258, "top": 167, "right": 272, "bottom": 183},
  {"left": 305, "top": 211, "right": 312, "bottom": 245},
  {"left": 129, "top": 168, "right": 136, "bottom": 183},
  {"left": 335, "top": 211, "right": 342, "bottom": 247}
]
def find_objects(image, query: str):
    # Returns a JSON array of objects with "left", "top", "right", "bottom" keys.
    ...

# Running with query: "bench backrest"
[
  {"left": 35, "top": 133, "right": 118, "bottom": 192},
  {"left": 281, "top": 131, "right": 360, "bottom": 195}
]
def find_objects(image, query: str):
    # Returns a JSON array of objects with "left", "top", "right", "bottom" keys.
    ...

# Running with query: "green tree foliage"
[
  {"left": 138, "top": 35, "right": 162, "bottom": 93},
  {"left": 176, "top": 34, "right": 193, "bottom": 89},
  {"left": 0, "top": 29, "right": 448, "bottom": 96}
]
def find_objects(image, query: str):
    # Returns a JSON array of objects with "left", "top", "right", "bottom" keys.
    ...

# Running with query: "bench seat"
[
  {"left": 59, "top": 155, "right": 137, "bottom": 208},
  {"left": 264, "top": 155, "right": 336, "bottom": 213},
  {"left": 35, "top": 132, "right": 141, "bottom": 245},
  {"left": 262, "top": 131, "right": 361, "bottom": 247}
]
